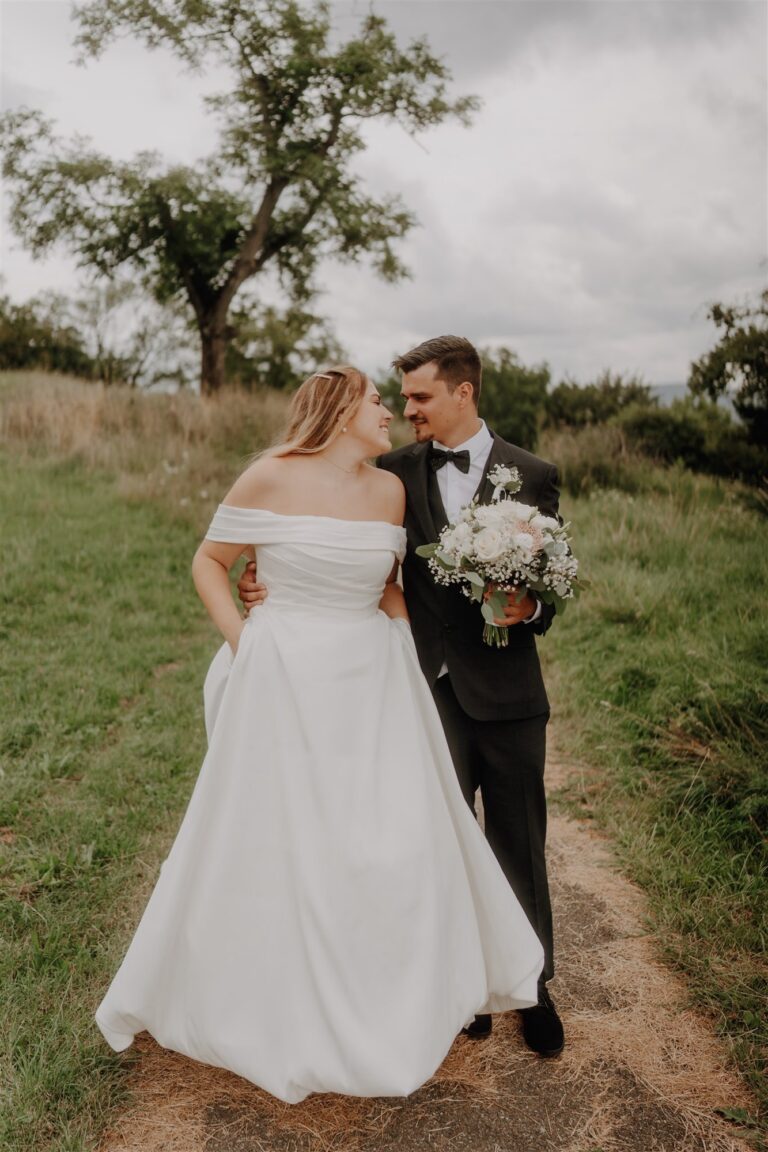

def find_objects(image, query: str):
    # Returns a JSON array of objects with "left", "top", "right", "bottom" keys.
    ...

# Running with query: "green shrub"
[
  {"left": 619, "top": 399, "right": 768, "bottom": 484},
  {"left": 545, "top": 370, "right": 656, "bottom": 429},
  {"left": 478, "top": 347, "right": 550, "bottom": 451},
  {"left": 0, "top": 293, "right": 94, "bottom": 377}
]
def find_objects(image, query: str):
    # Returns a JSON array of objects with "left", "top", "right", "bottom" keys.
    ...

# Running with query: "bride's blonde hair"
[{"left": 269, "top": 365, "right": 370, "bottom": 457}]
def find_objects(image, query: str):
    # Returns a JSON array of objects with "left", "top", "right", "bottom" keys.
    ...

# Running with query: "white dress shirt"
[
  {"left": 433, "top": 420, "right": 494, "bottom": 524},
  {"left": 431, "top": 422, "right": 540, "bottom": 679}
]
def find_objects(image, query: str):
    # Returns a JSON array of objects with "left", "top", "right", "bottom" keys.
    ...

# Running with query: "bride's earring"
[{"left": 342, "top": 427, "right": 348, "bottom": 433}]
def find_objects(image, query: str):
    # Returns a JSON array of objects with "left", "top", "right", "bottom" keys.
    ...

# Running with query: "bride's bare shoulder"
[
  {"left": 365, "top": 465, "right": 406, "bottom": 525},
  {"left": 223, "top": 455, "right": 291, "bottom": 509}
]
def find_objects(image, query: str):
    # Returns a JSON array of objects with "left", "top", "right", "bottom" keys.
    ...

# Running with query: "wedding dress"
[{"left": 95, "top": 508, "right": 543, "bottom": 1104}]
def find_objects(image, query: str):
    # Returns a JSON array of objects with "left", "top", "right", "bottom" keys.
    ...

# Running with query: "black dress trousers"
[{"left": 432, "top": 674, "right": 554, "bottom": 983}]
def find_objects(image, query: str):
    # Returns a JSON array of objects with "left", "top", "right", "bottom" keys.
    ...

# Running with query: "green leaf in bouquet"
[
  {"left": 415, "top": 543, "right": 438, "bottom": 558},
  {"left": 487, "top": 589, "right": 508, "bottom": 617},
  {"left": 481, "top": 589, "right": 511, "bottom": 626},
  {"left": 538, "top": 589, "right": 568, "bottom": 615},
  {"left": 470, "top": 582, "right": 484, "bottom": 603},
  {"left": 435, "top": 552, "right": 456, "bottom": 570},
  {"left": 481, "top": 600, "right": 497, "bottom": 624},
  {"left": 464, "top": 571, "right": 484, "bottom": 586}
]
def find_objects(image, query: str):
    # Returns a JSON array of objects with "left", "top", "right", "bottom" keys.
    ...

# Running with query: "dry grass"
[
  {"left": 551, "top": 811, "right": 754, "bottom": 1151},
  {"left": 0, "top": 372, "right": 290, "bottom": 510},
  {"left": 547, "top": 750, "right": 757, "bottom": 1152},
  {"left": 98, "top": 1030, "right": 519, "bottom": 1152},
  {"left": 540, "top": 422, "right": 654, "bottom": 497},
  {"left": 97, "top": 749, "right": 757, "bottom": 1152},
  {"left": 0, "top": 372, "right": 414, "bottom": 515}
]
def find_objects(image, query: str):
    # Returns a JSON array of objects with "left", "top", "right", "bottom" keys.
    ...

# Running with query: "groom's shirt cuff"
[{"left": 523, "top": 599, "right": 543, "bottom": 624}]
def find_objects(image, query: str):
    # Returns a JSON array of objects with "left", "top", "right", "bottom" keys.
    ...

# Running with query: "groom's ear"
[{"left": 456, "top": 381, "right": 475, "bottom": 408}]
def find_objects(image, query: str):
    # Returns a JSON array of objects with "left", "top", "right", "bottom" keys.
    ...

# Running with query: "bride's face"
[{"left": 345, "top": 381, "right": 393, "bottom": 454}]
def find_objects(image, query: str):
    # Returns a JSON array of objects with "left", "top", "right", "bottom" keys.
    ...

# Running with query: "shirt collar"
[{"left": 433, "top": 420, "right": 492, "bottom": 462}]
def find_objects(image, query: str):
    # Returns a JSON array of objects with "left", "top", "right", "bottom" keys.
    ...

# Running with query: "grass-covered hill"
[{"left": 1, "top": 373, "right": 765, "bottom": 1150}]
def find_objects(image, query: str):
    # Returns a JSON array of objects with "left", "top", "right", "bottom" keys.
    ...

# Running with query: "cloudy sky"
[{"left": 1, "top": 0, "right": 766, "bottom": 384}]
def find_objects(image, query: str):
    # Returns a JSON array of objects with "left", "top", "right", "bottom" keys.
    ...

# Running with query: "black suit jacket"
[{"left": 378, "top": 432, "right": 559, "bottom": 722}]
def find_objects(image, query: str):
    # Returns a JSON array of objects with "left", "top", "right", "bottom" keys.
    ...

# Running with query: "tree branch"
[{"left": 217, "top": 176, "right": 289, "bottom": 312}]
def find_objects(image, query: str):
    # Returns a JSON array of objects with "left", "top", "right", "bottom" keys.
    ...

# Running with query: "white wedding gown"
[{"left": 95, "top": 507, "right": 544, "bottom": 1104}]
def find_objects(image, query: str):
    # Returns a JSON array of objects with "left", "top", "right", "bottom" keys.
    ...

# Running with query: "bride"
[{"left": 95, "top": 365, "right": 544, "bottom": 1104}]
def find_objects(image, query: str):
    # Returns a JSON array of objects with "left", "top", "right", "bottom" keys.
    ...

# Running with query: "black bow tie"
[{"left": 429, "top": 447, "right": 471, "bottom": 474}]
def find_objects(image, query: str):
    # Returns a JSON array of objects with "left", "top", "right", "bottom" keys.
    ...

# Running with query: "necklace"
[{"left": 320, "top": 456, "right": 361, "bottom": 475}]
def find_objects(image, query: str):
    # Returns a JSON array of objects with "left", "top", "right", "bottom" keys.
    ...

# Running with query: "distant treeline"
[
  {"left": 382, "top": 348, "right": 768, "bottom": 488},
  {"left": 0, "top": 293, "right": 96, "bottom": 379},
  {"left": 2, "top": 289, "right": 766, "bottom": 487},
  {"left": 0, "top": 289, "right": 339, "bottom": 393}
]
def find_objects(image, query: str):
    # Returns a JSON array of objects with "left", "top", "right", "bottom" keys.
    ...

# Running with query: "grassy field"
[
  {"left": 0, "top": 374, "right": 765, "bottom": 1148},
  {"left": 541, "top": 467, "right": 767, "bottom": 1132},
  {"left": 0, "top": 456, "right": 222, "bottom": 1150},
  {"left": 0, "top": 376, "right": 287, "bottom": 1150}
]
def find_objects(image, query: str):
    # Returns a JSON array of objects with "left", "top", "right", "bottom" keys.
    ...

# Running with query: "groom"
[
  {"left": 379, "top": 335, "right": 563, "bottom": 1058},
  {"left": 239, "top": 335, "right": 564, "bottom": 1057}
]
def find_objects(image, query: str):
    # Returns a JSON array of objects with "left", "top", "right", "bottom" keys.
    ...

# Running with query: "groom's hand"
[
  {"left": 237, "top": 561, "right": 268, "bottom": 616},
  {"left": 490, "top": 587, "right": 537, "bottom": 627}
]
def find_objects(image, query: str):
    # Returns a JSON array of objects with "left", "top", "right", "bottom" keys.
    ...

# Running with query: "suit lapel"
[
  {"left": 474, "top": 432, "right": 518, "bottom": 506},
  {"left": 402, "top": 443, "right": 439, "bottom": 543},
  {"left": 427, "top": 468, "right": 450, "bottom": 533}
]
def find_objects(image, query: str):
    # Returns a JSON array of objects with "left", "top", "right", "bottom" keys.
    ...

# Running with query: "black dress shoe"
[
  {"left": 461, "top": 1013, "right": 492, "bottom": 1038},
  {"left": 518, "top": 985, "right": 564, "bottom": 1057}
]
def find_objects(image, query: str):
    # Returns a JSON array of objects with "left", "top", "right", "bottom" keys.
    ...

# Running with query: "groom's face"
[{"left": 401, "top": 362, "right": 470, "bottom": 444}]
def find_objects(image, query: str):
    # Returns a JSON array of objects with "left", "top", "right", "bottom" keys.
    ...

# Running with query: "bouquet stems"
[{"left": 482, "top": 622, "right": 509, "bottom": 648}]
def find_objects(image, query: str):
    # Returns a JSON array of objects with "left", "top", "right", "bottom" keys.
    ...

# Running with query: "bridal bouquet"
[{"left": 415, "top": 464, "right": 580, "bottom": 648}]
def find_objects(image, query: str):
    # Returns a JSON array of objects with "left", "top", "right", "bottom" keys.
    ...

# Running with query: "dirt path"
[{"left": 99, "top": 738, "right": 757, "bottom": 1152}]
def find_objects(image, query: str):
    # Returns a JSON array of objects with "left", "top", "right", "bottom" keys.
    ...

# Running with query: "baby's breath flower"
[{"left": 416, "top": 466, "right": 581, "bottom": 646}]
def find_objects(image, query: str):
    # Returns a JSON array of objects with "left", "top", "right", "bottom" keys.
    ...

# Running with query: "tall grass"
[
  {"left": 0, "top": 372, "right": 290, "bottom": 512},
  {"left": 541, "top": 472, "right": 767, "bottom": 1125}
]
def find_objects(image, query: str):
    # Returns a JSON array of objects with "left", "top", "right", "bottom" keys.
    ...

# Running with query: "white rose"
[
  {"left": 452, "top": 522, "right": 474, "bottom": 551},
  {"left": 497, "top": 501, "right": 523, "bottom": 523},
  {"left": 503, "top": 501, "right": 536, "bottom": 520},
  {"left": 440, "top": 528, "right": 459, "bottom": 553},
  {"left": 474, "top": 503, "right": 506, "bottom": 527},
  {"left": 531, "top": 513, "right": 559, "bottom": 532},
  {"left": 474, "top": 527, "right": 505, "bottom": 562},
  {"left": 513, "top": 531, "right": 535, "bottom": 552}
]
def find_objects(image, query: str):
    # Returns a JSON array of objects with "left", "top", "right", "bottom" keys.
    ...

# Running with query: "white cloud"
[{"left": 1, "top": 0, "right": 765, "bottom": 386}]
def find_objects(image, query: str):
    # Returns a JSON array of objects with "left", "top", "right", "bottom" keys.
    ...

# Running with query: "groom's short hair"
[{"left": 392, "top": 335, "right": 482, "bottom": 405}]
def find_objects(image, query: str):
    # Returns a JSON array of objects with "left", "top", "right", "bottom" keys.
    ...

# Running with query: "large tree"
[
  {"left": 226, "top": 301, "right": 344, "bottom": 391},
  {"left": 0, "top": 0, "right": 476, "bottom": 393},
  {"left": 689, "top": 290, "right": 768, "bottom": 445}
]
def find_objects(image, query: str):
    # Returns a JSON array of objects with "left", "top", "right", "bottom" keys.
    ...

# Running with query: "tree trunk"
[{"left": 200, "top": 318, "right": 228, "bottom": 395}]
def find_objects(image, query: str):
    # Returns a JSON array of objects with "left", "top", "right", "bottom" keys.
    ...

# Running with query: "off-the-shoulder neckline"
[{"left": 218, "top": 504, "right": 405, "bottom": 530}]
